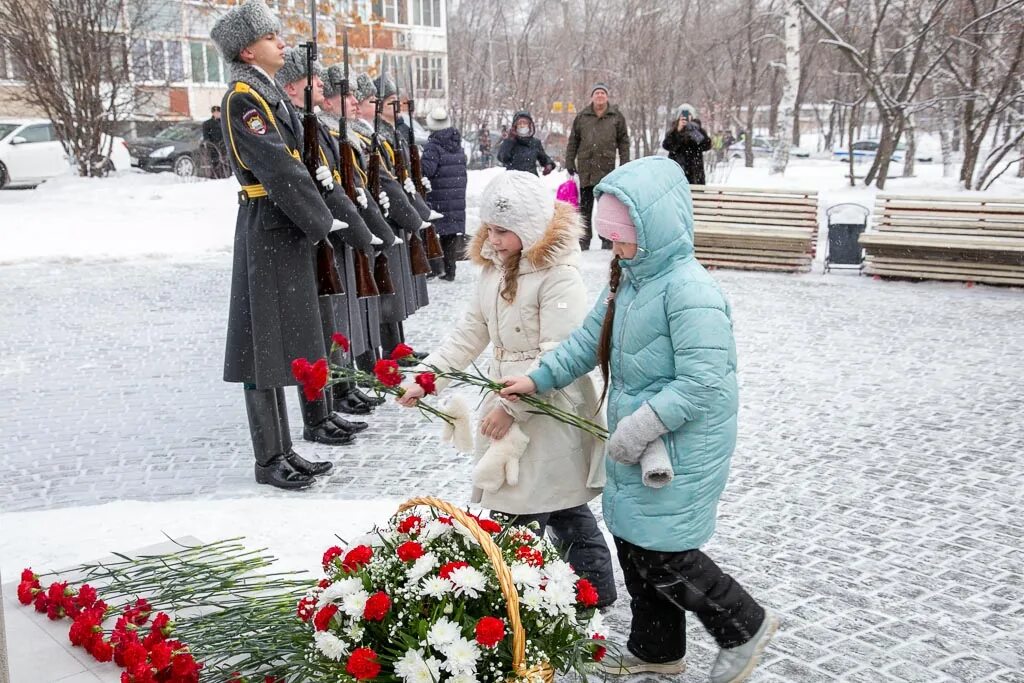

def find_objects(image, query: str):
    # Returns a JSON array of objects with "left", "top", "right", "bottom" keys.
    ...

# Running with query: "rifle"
[
  {"left": 336, "top": 31, "right": 383, "bottom": 298},
  {"left": 366, "top": 57, "right": 397, "bottom": 295},
  {"left": 405, "top": 61, "right": 444, "bottom": 262},
  {"left": 303, "top": 3, "right": 344, "bottom": 296},
  {"left": 391, "top": 64, "right": 431, "bottom": 277}
]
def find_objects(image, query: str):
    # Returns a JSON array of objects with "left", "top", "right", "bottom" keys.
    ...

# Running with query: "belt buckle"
[{"left": 237, "top": 189, "right": 249, "bottom": 206}]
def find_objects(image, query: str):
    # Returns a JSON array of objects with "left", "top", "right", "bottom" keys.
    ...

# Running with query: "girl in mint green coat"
[{"left": 501, "top": 157, "right": 777, "bottom": 683}]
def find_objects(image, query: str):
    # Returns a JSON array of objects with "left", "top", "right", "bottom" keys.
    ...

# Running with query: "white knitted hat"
[{"left": 479, "top": 171, "right": 555, "bottom": 250}]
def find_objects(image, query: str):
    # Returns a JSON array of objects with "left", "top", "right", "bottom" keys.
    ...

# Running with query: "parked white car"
[{"left": 0, "top": 118, "right": 131, "bottom": 188}]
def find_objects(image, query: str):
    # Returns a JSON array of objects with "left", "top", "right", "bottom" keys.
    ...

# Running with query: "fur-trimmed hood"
[{"left": 469, "top": 201, "right": 583, "bottom": 274}]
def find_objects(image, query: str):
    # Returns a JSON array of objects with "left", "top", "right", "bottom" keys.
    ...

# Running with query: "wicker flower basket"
[{"left": 396, "top": 497, "right": 556, "bottom": 683}]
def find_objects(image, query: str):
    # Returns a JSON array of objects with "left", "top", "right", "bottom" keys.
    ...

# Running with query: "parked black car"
[{"left": 125, "top": 122, "right": 207, "bottom": 177}]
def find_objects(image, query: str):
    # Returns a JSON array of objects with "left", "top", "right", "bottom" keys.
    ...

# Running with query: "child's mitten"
[
  {"left": 607, "top": 403, "right": 668, "bottom": 464},
  {"left": 473, "top": 423, "right": 530, "bottom": 493}
]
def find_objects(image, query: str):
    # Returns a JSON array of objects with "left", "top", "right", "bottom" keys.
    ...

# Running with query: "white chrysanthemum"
[
  {"left": 543, "top": 560, "right": 577, "bottom": 587},
  {"left": 408, "top": 552, "right": 439, "bottom": 582},
  {"left": 520, "top": 588, "right": 546, "bottom": 612},
  {"left": 588, "top": 611, "right": 608, "bottom": 638},
  {"left": 319, "top": 577, "right": 364, "bottom": 606},
  {"left": 542, "top": 582, "right": 576, "bottom": 612},
  {"left": 427, "top": 616, "right": 462, "bottom": 646},
  {"left": 341, "top": 589, "right": 370, "bottom": 618},
  {"left": 421, "top": 520, "right": 453, "bottom": 541},
  {"left": 510, "top": 562, "right": 543, "bottom": 589},
  {"left": 449, "top": 566, "right": 486, "bottom": 598},
  {"left": 314, "top": 631, "right": 349, "bottom": 661},
  {"left": 452, "top": 521, "right": 481, "bottom": 544},
  {"left": 449, "top": 673, "right": 479, "bottom": 683},
  {"left": 421, "top": 576, "right": 451, "bottom": 599},
  {"left": 345, "top": 622, "right": 366, "bottom": 642},
  {"left": 440, "top": 637, "right": 481, "bottom": 674},
  {"left": 395, "top": 648, "right": 442, "bottom": 683}
]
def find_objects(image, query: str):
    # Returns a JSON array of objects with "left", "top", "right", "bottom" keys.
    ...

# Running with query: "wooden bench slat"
[
  {"left": 859, "top": 233, "right": 1024, "bottom": 252},
  {"left": 696, "top": 215, "right": 817, "bottom": 228},
  {"left": 867, "top": 256, "right": 1024, "bottom": 274},
  {"left": 875, "top": 193, "right": 1024, "bottom": 206},
  {"left": 864, "top": 265, "right": 1024, "bottom": 286}
]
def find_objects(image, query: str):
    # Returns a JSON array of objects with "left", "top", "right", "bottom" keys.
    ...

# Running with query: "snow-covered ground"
[{"left": 3, "top": 156, "right": 1021, "bottom": 264}]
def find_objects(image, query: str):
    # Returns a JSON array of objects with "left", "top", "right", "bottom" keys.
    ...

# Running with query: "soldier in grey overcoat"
[
  {"left": 351, "top": 74, "right": 429, "bottom": 359},
  {"left": 276, "top": 50, "right": 384, "bottom": 426},
  {"left": 212, "top": 0, "right": 346, "bottom": 490}
]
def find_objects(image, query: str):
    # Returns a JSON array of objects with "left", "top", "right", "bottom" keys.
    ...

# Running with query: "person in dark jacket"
[
  {"left": 497, "top": 111, "right": 555, "bottom": 176},
  {"left": 662, "top": 103, "right": 712, "bottom": 186},
  {"left": 420, "top": 107, "right": 467, "bottom": 281}
]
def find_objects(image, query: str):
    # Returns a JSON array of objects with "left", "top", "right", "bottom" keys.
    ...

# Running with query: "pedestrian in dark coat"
[
  {"left": 420, "top": 107, "right": 467, "bottom": 281},
  {"left": 497, "top": 111, "right": 555, "bottom": 176},
  {"left": 212, "top": 0, "right": 348, "bottom": 490},
  {"left": 662, "top": 103, "right": 712, "bottom": 186},
  {"left": 565, "top": 83, "right": 630, "bottom": 250}
]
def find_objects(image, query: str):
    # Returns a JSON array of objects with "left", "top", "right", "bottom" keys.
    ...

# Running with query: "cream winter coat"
[{"left": 424, "top": 174, "right": 605, "bottom": 515}]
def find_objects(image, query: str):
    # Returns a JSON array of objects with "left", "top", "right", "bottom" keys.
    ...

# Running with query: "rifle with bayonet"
[
  {"left": 302, "top": 2, "right": 344, "bottom": 296},
  {"left": 336, "top": 31, "right": 385, "bottom": 298},
  {"left": 366, "top": 57, "right": 400, "bottom": 294},
  {"left": 405, "top": 61, "right": 444, "bottom": 262},
  {"left": 390, "top": 63, "right": 431, "bottom": 277}
]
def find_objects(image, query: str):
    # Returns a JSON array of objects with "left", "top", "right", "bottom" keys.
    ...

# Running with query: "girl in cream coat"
[{"left": 398, "top": 171, "right": 616, "bottom": 607}]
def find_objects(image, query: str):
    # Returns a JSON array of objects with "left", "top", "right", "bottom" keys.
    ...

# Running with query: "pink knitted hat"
[{"left": 594, "top": 193, "right": 637, "bottom": 244}]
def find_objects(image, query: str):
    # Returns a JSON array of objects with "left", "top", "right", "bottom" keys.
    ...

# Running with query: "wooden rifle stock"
[
  {"left": 366, "top": 146, "right": 396, "bottom": 295},
  {"left": 404, "top": 97, "right": 443, "bottom": 262},
  {"left": 389, "top": 122, "right": 431, "bottom": 276},
  {"left": 338, "top": 141, "right": 379, "bottom": 299}
]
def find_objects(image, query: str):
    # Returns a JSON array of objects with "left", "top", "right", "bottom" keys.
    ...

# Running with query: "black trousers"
[
  {"left": 578, "top": 185, "right": 611, "bottom": 250},
  {"left": 440, "top": 233, "right": 462, "bottom": 279},
  {"left": 493, "top": 504, "right": 617, "bottom": 608},
  {"left": 614, "top": 537, "right": 765, "bottom": 662}
]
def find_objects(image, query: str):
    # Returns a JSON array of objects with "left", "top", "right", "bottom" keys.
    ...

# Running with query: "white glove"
[
  {"left": 419, "top": 221, "right": 431, "bottom": 232},
  {"left": 392, "top": 235, "right": 404, "bottom": 245},
  {"left": 427, "top": 210, "right": 443, "bottom": 222},
  {"left": 403, "top": 177, "right": 417, "bottom": 195},
  {"left": 370, "top": 235, "right": 383, "bottom": 245},
  {"left": 315, "top": 165, "right": 334, "bottom": 192},
  {"left": 422, "top": 177, "right": 432, "bottom": 193},
  {"left": 355, "top": 187, "right": 368, "bottom": 209},
  {"left": 330, "top": 219, "right": 348, "bottom": 232},
  {"left": 377, "top": 191, "right": 390, "bottom": 218}
]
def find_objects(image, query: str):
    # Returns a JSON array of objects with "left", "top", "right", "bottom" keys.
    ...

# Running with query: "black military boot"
[
  {"left": 275, "top": 388, "right": 333, "bottom": 476},
  {"left": 331, "top": 380, "right": 374, "bottom": 415},
  {"left": 298, "top": 389, "right": 355, "bottom": 445},
  {"left": 325, "top": 385, "right": 370, "bottom": 433},
  {"left": 244, "top": 387, "right": 315, "bottom": 490},
  {"left": 353, "top": 386, "right": 385, "bottom": 407}
]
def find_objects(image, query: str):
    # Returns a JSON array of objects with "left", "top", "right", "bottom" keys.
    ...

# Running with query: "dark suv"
[{"left": 126, "top": 122, "right": 208, "bottom": 177}]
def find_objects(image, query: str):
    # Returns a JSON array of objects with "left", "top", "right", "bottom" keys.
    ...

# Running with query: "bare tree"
[
  {"left": 0, "top": 0, "right": 157, "bottom": 177},
  {"left": 771, "top": 0, "right": 801, "bottom": 173}
]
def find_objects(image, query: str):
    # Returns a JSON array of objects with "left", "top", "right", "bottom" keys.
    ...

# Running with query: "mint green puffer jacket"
[{"left": 529, "top": 156, "right": 738, "bottom": 551}]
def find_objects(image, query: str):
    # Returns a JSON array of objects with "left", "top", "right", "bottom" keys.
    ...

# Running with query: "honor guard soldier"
[
  {"left": 275, "top": 48, "right": 385, "bottom": 423},
  {"left": 212, "top": 0, "right": 343, "bottom": 490}
]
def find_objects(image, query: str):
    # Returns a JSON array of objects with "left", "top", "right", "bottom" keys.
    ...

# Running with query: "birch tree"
[{"left": 771, "top": 0, "right": 801, "bottom": 173}]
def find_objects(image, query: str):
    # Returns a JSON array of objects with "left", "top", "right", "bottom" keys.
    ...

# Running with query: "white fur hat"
[
  {"left": 426, "top": 107, "right": 451, "bottom": 131},
  {"left": 210, "top": 0, "right": 280, "bottom": 62},
  {"left": 479, "top": 171, "right": 555, "bottom": 250}
]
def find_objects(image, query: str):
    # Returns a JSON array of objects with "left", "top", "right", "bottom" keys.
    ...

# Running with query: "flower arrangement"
[{"left": 297, "top": 498, "right": 609, "bottom": 682}]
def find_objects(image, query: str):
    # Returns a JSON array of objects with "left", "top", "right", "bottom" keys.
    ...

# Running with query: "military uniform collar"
[{"left": 229, "top": 62, "right": 287, "bottom": 107}]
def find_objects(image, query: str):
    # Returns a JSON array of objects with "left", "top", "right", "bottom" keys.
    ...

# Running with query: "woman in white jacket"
[{"left": 398, "top": 171, "right": 616, "bottom": 607}]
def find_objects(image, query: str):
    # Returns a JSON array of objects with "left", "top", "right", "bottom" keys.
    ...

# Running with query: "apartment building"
[{"left": 0, "top": 0, "right": 448, "bottom": 134}]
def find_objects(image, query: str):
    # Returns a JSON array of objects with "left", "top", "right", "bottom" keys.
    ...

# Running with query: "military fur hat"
[
  {"left": 323, "top": 65, "right": 356, "bottom": 99},
  {"left": 354, "top": 73, "right": 377, "bottom": 102},
  {"left": 210, "top": 0, "right": 280, "bottom": 62},
  {"left": 373, "top": 75, "right": 397, "bottom": 100},
  {"left": 274, "top": 47, "right": 323, "bottom": 88}
]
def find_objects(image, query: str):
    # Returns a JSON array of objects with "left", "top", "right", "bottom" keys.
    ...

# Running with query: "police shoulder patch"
[{"left": 242, "top": 109, "right": 267, "bottom": 136}]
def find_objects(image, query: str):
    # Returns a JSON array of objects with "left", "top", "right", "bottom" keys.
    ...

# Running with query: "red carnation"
[
  {"left": 389, "top": 343, "right": 415, "bottom": 361},
  {"left": 170, "top": 652, "right": 202, "bottom": 683},
  {"left": 414, "top": 372, "right": 437, "bottom": 395},
  {"left": 475, "top": 616, "right": 506, "bottom": 648},
  {"left": 363, "top": 591, "right": 391, "bottom": 621},
  {"left": 437, "top": 516, "right": 453, "bottom": 525},
  {"left": 150, "top": 640, "right": 174, "bottom": 670},
  {"left": 515, "top": 545, "right": 544, "bottom": 567},
  {"left": 592, "top": 634, "right": 607, "bottom": 662},
  {"left": 322, "top": 545, "right": 344, "bottom": 569},
  {"left": 576, "top": 578, "right": 599, "bottom": 607},
  {"left": 20, "top": 568, "right": 35, "bottom": 582},
  {"left": 343, "top": 545, "right": 373, "bottom": 572},
  {"left": 477, "top": 518, "right": 502, "bottom": 534},
  {"left": 332, "top": 333, "right": 351, "bottom": 353},
  {"left": 346, "top": 647, "right": 382, "bottom": 680},
  {"left": 47, "top": 581, "right": 70, "bottom": 603},
  {"left": 33, "top": 591, "right": 49, "bottom": 612},
  {"left": 397, "top": 515, "right": 422, "bottom": 534},
  {"left": 439, "top": 561, "right": 469, "bottom": 579},
  {"left": 397, "top": 541, "right": 425, "bottom": 562},
  {"left": 318, "top": 579, "right": 331, "bottom": 589},
  {"left": 87, "top": 637, "right": 113, "bottom": 662},
  {"left": 297, "top": 596, "right": 318, "bottom": 622},
  {"left": 76, "top": 584, "right": 98, "bottom": 609},
  {"left": 122, "top": 640, "right": 149, "bottom": 670},
  {"left": 373, "top": 359, "right": 403, "bottom": 387},
  {"left": 17, "top": 580, "right": 39, "bottom": 605},
  {"left": 292, "top": 357, "right": 330, "bottom": 401},
  {"left": 314, "top": 604, "right": 339, "bottom": 632}
]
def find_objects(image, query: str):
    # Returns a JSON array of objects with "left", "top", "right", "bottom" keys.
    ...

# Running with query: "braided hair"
[{"left": 596, "top": 257, "right": 623, "bottom": 408}]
